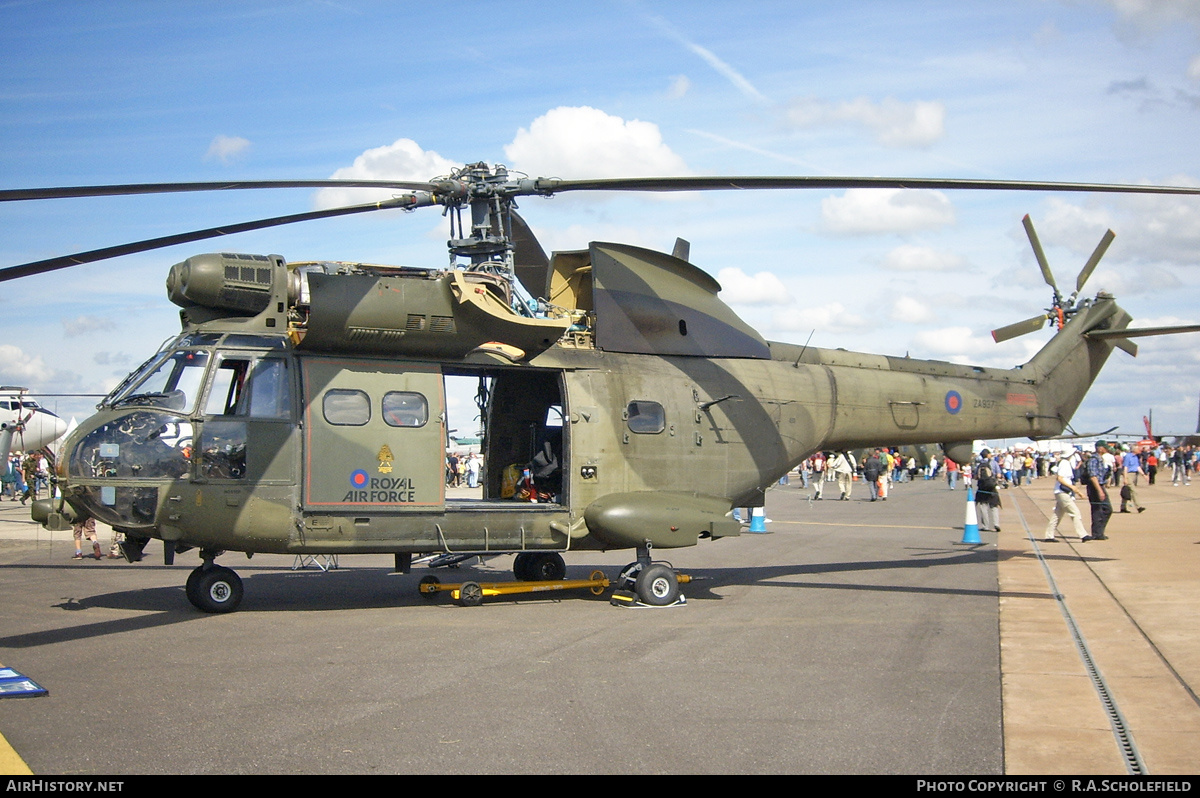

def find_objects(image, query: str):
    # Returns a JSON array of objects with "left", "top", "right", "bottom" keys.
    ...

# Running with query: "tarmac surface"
[{"left": 0, "top": 473, "right": 1196, "bottom": 774}]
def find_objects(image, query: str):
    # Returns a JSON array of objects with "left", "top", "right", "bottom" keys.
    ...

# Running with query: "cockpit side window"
[
  {"left": 205, "top": 359, "right": 249, "bottom": 416},
  {"left": 203, "top": 356, "right": 291, "bottom": 419},
  {"left": 247, "top": 359, "right": 290, "bottom": 419}
]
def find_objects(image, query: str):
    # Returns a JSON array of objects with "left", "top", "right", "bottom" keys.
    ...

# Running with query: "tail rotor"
[{"left": 990, "top": 214, "right": 1115, "bottom": 343}]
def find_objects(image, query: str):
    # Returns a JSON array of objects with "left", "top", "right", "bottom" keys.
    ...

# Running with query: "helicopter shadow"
[
  {"left": 672, "top": 546, "right": 1005, "bottom": 603},
  {"left": 0, "top": 566, "right": 444, "bottom": 650}
]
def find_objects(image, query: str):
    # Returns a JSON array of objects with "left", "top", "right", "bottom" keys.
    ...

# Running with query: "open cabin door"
[{"left": 301, "top": 358, "right": 445, "bottom": 512}]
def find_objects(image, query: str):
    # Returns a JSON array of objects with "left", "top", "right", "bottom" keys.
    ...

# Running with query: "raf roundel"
[
  {"left": 945, "top": 390, "right": 963, "bottom": 415},
  {"left": 350, "top": 469, "right": 370, "bottom": 489}
]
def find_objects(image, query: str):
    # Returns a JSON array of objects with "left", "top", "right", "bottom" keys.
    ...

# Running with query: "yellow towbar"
[{"left": 418, "top": 570, "right": 611, "bottom": 606}]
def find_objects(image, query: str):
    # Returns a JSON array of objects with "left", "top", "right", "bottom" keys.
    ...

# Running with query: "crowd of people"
[
  {"left": 3, "top": 448, "right": 124, "bottom": 559},
  {"left": 788, "top": 441, "right": 1199, "bottom": 542},
  {"left": 445, "top": 451, "right": 483, "bottom": 489},
  {"left": 0, "top": 451, "right": 50, "bottom": 505}
]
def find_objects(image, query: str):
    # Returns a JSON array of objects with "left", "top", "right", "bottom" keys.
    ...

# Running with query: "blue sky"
[{"left": 2, "top": 0, "right": 1199, "bottom": 440}]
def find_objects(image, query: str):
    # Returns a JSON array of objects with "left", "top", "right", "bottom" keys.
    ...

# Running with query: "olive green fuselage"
[{"left": 55, "top": 293, "right": 1120, "bottom": 557}]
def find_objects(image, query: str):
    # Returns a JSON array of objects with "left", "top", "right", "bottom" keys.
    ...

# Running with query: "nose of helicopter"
[{"left": 56, "top": 409, "right": 193, "bottom": 531}]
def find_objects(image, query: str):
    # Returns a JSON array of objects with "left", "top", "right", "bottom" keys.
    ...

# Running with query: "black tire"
[
  {"left": 512, "top": 552, "right": 534, "bottom": 581},
  {"left": 458, "top": 581, "right": 484, "bottom": 607},
  {"left": 188, "top": 566, "right": 244, "bottom": 614},
  {"left": 418, "top": 574, "right": 441, "bottom": 600},
  {"left": 527, "top": 552, "right": 566, "bottom": 581},
  {"left": 634, "top": 564, "right": 679, "bottom": 606},
  {"left": 185, "top": 566, "right": 204, "bottom": 605}
]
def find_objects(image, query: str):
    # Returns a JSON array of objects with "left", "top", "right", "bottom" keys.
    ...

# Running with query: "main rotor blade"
[
  {"left": 10, "top": 174, "right": 1200, "bottom": 204},
  {"left": 0, "top": 195, "right": 430, "bottom": 283},
  {"left": 992, "top": 314, "right": 1049, "bottom": 343},
  {"left": 526, "top": 175, "right": 1200, "bottom": 197},
  {"left": 1076, "top": 229, "right": 1115, "bottom": 293},
  {"left": 1087, "top": 324, "right": 1200, "bottom": 340},
  {"left": 0, "top": 179, "right": 438, "bottom": 202},
  {"left": 1021, "top": 214, "right": 1057, "bottom": 292}
]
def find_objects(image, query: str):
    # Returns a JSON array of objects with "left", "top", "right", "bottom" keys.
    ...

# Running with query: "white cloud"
[
  {"left": 204, "top": 135, "right": 251, "bottom": 164},
  {"left": 316, "top": 138, "right": 460, "bottom": 209},
  {"left": 881, "top": 244, "right": 966, "bottom": 272},
  {"left": 644, "top": 13, "right": 769, "bottom": 104},
  {"left": 820, "top": 189, "right": 955, "bottom": 235},
  {"left": 771, "top": 301, "right": 870, "bottom": 333},
  {"left": 503, "top": 106, "right": 689, "bottom": 179},
  {"left": 1101, "top": 0, "right": 1200, "bottom": 42},
  {"left": 1035, "top": 186, "right": 1200, "bottom": 267},
  {"left": 1085, "top": 264, "right": 1183, "bottom": 296},
  {"left": 62, "top": 314, "right": 116, "bottom": 337},
  {"left": 911, "top": 326, "right": 1042, "bottom": 366},
  {"left": 0, "top": 344, "right": 52, "bottom": 384},
  {"left": 784, "top": 96, "right": 945, "bottom": 148},
  {"left": 93, "top": 351, "right": 132, "bottom": 366},
  {"left": 716, "top": 267, "right": 792, "bottom": 305},
  {"left": 1096, "top": 1, "right": 1200, "bottom": 85},
  {"left": 682, "top": 40, "right": 770, "bottom": 104},
  {"left": 891, "top": 295, "right": 935, "bottom": 324},
  {"left": 530, "top": 222, "right": 666, "bottom": 256},
  {"left": 686, "top": 128, "right": 827, "bottom": 170},
  {"left": 667, "top": 75, "right": 691, "bottom": 98}
]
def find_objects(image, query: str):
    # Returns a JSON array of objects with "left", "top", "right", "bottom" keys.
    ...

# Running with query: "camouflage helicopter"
[{"left": 4, "top": 165, "right": 1200, "bottom": 612}]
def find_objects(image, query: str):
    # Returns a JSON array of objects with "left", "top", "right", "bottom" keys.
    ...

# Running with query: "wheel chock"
[
  {"left": 609, "top": 589, "right": 639, "bottom": 607},
  {"left": 609, "top": 589, "right": 688, "bottom": 609}
]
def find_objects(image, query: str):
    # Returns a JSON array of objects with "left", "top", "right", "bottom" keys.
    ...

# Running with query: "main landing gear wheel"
[
  {"left": 513, "top": 552, "right": 566, "bottom": 581},
  {"left": 186, "top": 565, "right": 244, "bottom": 614},
  {"left": 634, "top": 564, "right": 680, "bottom": 606},
  {"left": 418, "top": 574, "right": 441, "bottom": 601}
]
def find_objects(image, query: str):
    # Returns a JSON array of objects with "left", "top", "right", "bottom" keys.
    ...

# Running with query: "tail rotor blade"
[
  {"left": 1022, "top": 214, "right": 1057, "bottom": 293},
  {"left": 1076, "top": 229, "right": 1115, "bottom": 294},
  {"left": 992, "top": 314, "right": 1049, "bottom": 343}
]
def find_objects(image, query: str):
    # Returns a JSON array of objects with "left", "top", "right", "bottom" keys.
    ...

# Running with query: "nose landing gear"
[{"left": 611, "top": 544, "right": 689, "bottom": 607}]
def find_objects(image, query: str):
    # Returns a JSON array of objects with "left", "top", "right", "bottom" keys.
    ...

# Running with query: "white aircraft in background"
[{"left": 0, "top": 386, "right": 70, "bottom": 465}]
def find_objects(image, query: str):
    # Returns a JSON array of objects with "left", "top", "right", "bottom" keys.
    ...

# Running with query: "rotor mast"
[{"left": 438, "top": 163, "right": 521, "bottom": 272}]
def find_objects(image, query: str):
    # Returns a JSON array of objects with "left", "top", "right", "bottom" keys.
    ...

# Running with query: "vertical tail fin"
[{"left": 1023, "top": 294, "right": 1131, "bottom": 437}]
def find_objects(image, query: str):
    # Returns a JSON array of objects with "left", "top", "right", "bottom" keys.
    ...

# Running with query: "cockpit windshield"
[{"left": 108, "top": 349, "right": 211, "bottom": 413}]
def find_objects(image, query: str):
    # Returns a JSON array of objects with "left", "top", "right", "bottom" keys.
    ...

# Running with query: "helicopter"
[{"left": 6, "top": 163, "right": 1200, "bottom": 612}]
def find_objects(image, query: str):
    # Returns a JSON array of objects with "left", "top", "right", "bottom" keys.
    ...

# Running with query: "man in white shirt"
[{"left": 1044, "top": 451, "right": 1087, "bottom": 542}]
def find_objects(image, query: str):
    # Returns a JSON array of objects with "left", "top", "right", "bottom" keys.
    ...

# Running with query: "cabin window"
[
  {"left": 382, "top": 391, "right": 428, "bottom": 428},
  {"left": 323, "top": 389, "right": 370, "bottom": 426},
  {"left": 626, "top": 400, "right": 665, "bottom": 434}
]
